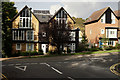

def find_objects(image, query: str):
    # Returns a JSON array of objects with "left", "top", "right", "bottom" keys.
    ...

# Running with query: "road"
[{"left": 1, "top": 52, "right": 120, "bottom": 80}]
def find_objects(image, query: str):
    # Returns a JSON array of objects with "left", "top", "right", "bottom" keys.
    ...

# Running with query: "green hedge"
[{"left": 11, "top": 50, "right": 44, "bottom": 57}]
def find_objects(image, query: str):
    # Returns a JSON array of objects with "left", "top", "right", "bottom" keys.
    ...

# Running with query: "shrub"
[
  {"left": 38, "top": 49, "right": 44, "bottom": 55},
  {"left": 90, "top": 48, "right": 100, "bottom": 51},
  {"left": 115, "top": 43, "right": 120, "bottom": 49},
  {"left": 105, "top": 46, "right": 115, "bottom": 50},
  {"left": 75, "top": 43, "right": 87, "bottom": 52}
]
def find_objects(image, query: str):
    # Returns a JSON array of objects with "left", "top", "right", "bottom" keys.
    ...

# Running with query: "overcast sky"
[{"left": 10, "top": 0, "right": 119, "bottom": 19}]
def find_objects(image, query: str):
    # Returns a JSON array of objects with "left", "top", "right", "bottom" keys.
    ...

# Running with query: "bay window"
[{"left": 26, "top": 30, "right": 34, "bottom": 41}]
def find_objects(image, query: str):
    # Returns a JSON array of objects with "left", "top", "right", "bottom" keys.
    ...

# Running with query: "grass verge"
[{"left": 23, "top": 49, "right": 120, "bottom": 59}]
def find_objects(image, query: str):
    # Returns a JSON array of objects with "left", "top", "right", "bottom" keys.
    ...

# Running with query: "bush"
[
  {"left": 105, "top": 46, "right": 115, "bottom": 50},
  {"left": 38, "top": 49, "right": 44, "bottom": 55},
  {"left": 75, "top": 43, "right": 87, "bottom": 52},
  {"left": 90, "top": 48, "right": 100, "bottom": 51},
  {"left": 115, "top": 43, "right": 120, "bottom": 49}
]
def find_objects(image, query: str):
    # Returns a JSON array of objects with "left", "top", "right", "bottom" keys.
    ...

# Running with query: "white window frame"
[
  {"left": 107, "top": 41, "right": 115, "bottom": 46},
  {"left": 26, "top": 30, "right": 34, "bottom": 41},
  {"left": 101, "top": 29, "right": 104, "bottom": 34},
  {"left": 16, "top": 43, "right": 21, "bottom": 50},
  {"left": 90, "top": 30, "right": 92, "bottom": 35},
  {"left": 118, "top": 39, "right": 120, "bottom": 44},
  {"left": 106, "top": 29, "right": 117, "bottom": 38},
  {"left": 26, "top": 43, "right": 34, "bottom": 51},
  {"left": 13, "top": 30, "right": 25, "bottom": 40},
  {"left": 42, "top": 32, "right": 46, "bottom": 37}
]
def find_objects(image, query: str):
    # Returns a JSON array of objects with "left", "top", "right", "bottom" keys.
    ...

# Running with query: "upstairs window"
[
  {"left": 101, "top": 19, "right": 103, "bottom": 23},
  {"left": 26, "top": 30, "right": 34, "bottom": 41},
  {"left": 42, "top": 32, "right": 46, "bottom": 37},
  {"left": 101, "top": 29, "right": 104, "bottom": 34},
  {"left": 13, "top": 30, "right": 25, "bottom": 40},
  {"left": 19, "top": 8, "right": 32, "bottom": 28}
]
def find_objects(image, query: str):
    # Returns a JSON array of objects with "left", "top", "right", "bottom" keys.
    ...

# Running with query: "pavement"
[{"left": 1, "top": 52, "right": 120, "bottom": 80}]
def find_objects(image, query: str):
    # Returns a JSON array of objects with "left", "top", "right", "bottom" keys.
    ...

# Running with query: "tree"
[
  {"left": 81, "top": 31, "right": 88, "bottom": 45},
  {"left": 2, "top": 2, "right": 17, "bottom": 57},
  {"left": 49, "top": 19, "right": 72, "bottom": 54}
]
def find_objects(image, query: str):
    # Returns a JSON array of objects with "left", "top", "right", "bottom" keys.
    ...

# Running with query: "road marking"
[
  {"left": 31, "top": 63, "right": 37, "bottom": 65},
  {"left": 110, "top": 63, "right": 120, "bottom": 76},
  {"left": 45, "top": 63, "right": 50, "bottom": 67},
  {"left": 15, "top": 66, "right": 27, "bottom": 72},
  {"left": 67, "top": 76, "right": 74, "bottom": 80},
  {"left": 51, "top": 67, "right": 63, "bottom": 74},
  {"left": 8, "top": 64, "right": 14, "bottom": 66},
  {"left": 64, "top": 62, "right": 68, "bottom": 63},
  {"left": 39, "top": 63, "right": 46, "bottom": 64},
  {"left": 15, "top": 64, "right": 21, "bottom": 66}
]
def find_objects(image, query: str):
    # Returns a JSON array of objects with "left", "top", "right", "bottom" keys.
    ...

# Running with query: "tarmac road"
[{"left": 1, "top": 52, "right": 120, "bottom": 80}]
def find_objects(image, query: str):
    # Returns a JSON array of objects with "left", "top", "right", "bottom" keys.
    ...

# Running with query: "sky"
[{"left": 10, "top": 0, "right": 119, "bottom": 19}]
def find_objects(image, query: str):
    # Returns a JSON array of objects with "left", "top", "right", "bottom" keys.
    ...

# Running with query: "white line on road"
[
  {"left": 67, "top": 77, "right": 74, "bottom": 80},
  {"left": 51, "top": 67, "right": 63, "bottom": 74},
  {"left": 15, "top": 64, "right": 21, "bottom": 66},
  {"left": 45, "top": 63, "right": 50, "bottom": 67},
  {"left": 8, "top": 64, "right": 14, "bottom": 66},
  {"left": 15, "top": 66, "right": 27, "bottom": 72},
  {"left": 31, "top": 63, "right": 38, "bottom": 65}
]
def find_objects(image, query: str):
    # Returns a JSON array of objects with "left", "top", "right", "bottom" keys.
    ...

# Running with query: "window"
[
  {"left": 19, "top": 8, "right": 32, "bottom": 28},
  {"left": 26, "top": 43, "right": 34, "bottom": 51},
  {"left": 112, "top": 19, "right": 115, "bottom": 24},
  {"left": 13, "top": 30, "right": 25, "bottom": 40},
  {"left": 16, "top": 43, "right": 21, "bottom": 50},
  {"left": 108, "top": 41, "right": 115, "bottom": 46},
  {"left": 26, "top": 30, "right": 34, "bottom": 41},
  {"left": 42, "top": 32, "right": 46, "bottom": 37},
  {"left": 101, "top": 19, "right": 103, "bottom": 23},
  {"left": 101, "top": 29, "right": 104, "bottom": 34},
  {"left": 119, "top": 39, "right": 120, "bottom": 44},
  {"left": 90, "top": 30, "right": 92, "bottom": 34},
  {"left": 42, "top": 15, "right": 46, "bottom": 18},
  {"left": 106, "top": 29, "right": 117, "bottom": 38}
]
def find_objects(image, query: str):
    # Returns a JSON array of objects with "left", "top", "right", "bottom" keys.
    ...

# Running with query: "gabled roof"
[
  {"left": 84, "top": 7, "right": 117, "bottom": 25},
  {"left": 48, "top": 7, "right": 76, "bottom": 24},
  {"left": 114, "top": 10, "right": 120, "bottom": 18},
  {"left": 34, "top": 13, "right": 53, "bottom": 22},
  {"left": 11, "top": 5, "right": 41, "bottom": 23}
]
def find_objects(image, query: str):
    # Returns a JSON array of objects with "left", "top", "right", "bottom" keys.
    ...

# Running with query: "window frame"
[
  {"left": 16, "top": 43, "right": 21, "bottom": 50},
  {"left": 26, "top": 43, "right": 34, "bottom": 51}
]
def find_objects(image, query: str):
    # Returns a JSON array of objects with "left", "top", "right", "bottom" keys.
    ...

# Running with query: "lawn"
[
  {"left": 74, "top": 49, "right": 120, "bottom": 55},
  {"left": 27, "top": 49, "right": 120, "bottom": 58}
]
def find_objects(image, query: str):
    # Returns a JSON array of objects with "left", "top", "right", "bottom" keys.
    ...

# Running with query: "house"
[
  {"left": 84, "top": 7, "right": 120, "bottom": 48},
  {"left": 48, "top": 7, "right": 80, "bottom": 53},
  {"left": 11, "top": 5, "right": 82, "bottom": 54}
]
